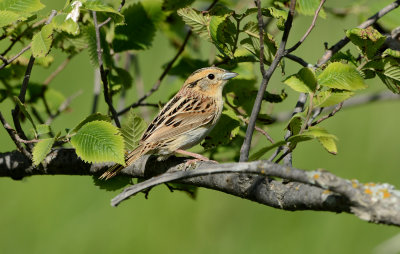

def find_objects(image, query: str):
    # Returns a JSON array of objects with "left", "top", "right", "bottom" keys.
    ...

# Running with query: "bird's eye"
[{"left": 207, "top": 74, "right": 215, "bottom": 80}]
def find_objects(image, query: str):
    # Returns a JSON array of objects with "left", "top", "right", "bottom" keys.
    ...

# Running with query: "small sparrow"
[{"left": 100, "top": 67, "right": 238, "bottom": 180}]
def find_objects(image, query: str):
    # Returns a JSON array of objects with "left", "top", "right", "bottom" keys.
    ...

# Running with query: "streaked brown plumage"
[{"left": 100, "top": 67, "right": 238, "bottom": 180}]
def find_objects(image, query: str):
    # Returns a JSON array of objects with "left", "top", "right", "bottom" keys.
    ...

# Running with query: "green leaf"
[
  {"left": 36, "top": 124, "right": 51, "bottom": 136},
  {"left": 346, "top": 27, "right": 386, "bottom": 59},
  {"left": 241, "top": 21, "right": 277, "bottom": 65},
  {"left": 318, "top": 62, "right": 367, "bottom": 91},
  {"left": 162, "top": 0, "right": 195, "bottom": 11},
  {"left": 0, "top": 0, "right": 45, "bottom": 14},
  {"left": 249, "top": 141, "right": 285, "bottom": 161},
  {"left": 92, "top": 175, "right": 131, "bottom": 191},
  {"left": 313, "top": 90, "right": 354, "bottom": 108},
  {"left": 70, "top": 113, "right": 111, "bottom": 134},
  {"left": 31, "top": 24, "right": 53, "bottom": 58},
  {"left": 284, "top": 67, "right": 317, "bottom": 93},
  {"left": 266, "top": 7, "right": 287, "bottom": 30},
  {"left": 35, "top": 55, "right": 54, "bottom": 67},
  {"left": 209, "top": 8, "right": 235, "bottom": 57},
  {"left": 250, "top": 126, "right": 337, "bottom": 160},
  {"left": 263, "top": 90, "right": 287, "bottom": 103},
  {"left": 121, "top": 109, "right": 146, "bottom": 152},
  {"left": 383, "top": 48, "right": 400, "bottom": 58},
  {"left": 83, "top": 24, "right": 112, "bottom": 67},
  {"left": 293, "top": 127, "right": 338, "bottom": 154},
  {"left": 177, "top": 7, "right": 210, "bottom": 39},
  {"left": 364, "top": 58, "right": 400, "bottom": 93},
  {"left": 32, "top": 138, "right": 55, "bottom": 165},
  {"left": 113, "top": 67, "right": 133, "bottom": 89},
  {"left": 201, "top": 107, "right": 241, "bottom": 149},
  {"left": 0, "top": 10, "right": 27, "bottom": 27},
  {"left": 0, "top": 89, "right": 7, "bottom": 103},
  {"left": 13, "top": 96, "right": 36, "bottom": 132},
  {"left": 113, "top": 3, "right": 156, "bottom": 52},
  {"left": 83, "top": 0, "right": 124, "bottom": 23},
  {"left": 70, "top": 120, "right": 125, "bottom": 165},
  {"left": 287, "top": 113, "right": 304, "bottom": 136},
  {"left": 52, "top": 13, "right": 80, "bottom": 35},
  {"left": 296, "top": 0, "right": 326, "bottom": 18}
]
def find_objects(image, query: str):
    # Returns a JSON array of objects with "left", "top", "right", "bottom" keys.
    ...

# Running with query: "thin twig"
[
  {"left": 91, "top": 68, "right": 101, "bottom": 114},
  {"left": 285, "top": 54, "right": 311, "bottom": 67},
  {"left": 0, "top": 45, "right": 31, "bottom": 70},
  {"left": 43, "top": 57, "right": 72, "bottom": 85},
  {"left": 118, "top": 30, "right": 192, "bottom": 116},
  {"left": 0, "top": 111, "right": 32, "bottom": 159},
  {"left": 286, "top": 0, "right": 326, "bottom": 53},
  {"left": 92, "top": 11, "right": 121, "bottom": 127},
  {"left": 98, "top": 0, "right": 126, "bottom": 28},
  {"left": 239, "top": 0, "right": 296, "bottom": 162},
  {"left": 317, "top": 0, "right": 400, "bottom": 66},
  {"left": 45, "top": 90, "right": 83, "bottom": 125},
  {"left": 311, "top": 102, "right": 344, "bottom": 126}
]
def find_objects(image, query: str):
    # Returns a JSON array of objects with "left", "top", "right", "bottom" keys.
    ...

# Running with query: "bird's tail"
[{"left": 99, "top": 145, "right": 146, "bottom": 180}]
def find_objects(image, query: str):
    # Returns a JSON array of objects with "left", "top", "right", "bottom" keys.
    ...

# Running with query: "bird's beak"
[{"left": 222, "top": 72, "right": 239, "bottom": 80}]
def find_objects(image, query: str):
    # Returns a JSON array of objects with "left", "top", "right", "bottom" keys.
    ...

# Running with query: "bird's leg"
[{"left": 175, "top": 149, "right": 218, "bottom": 166}]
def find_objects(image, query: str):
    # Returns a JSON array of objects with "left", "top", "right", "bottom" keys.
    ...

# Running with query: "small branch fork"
[{"left": 241, "top": 0, "right": 325, "bottom": 161}]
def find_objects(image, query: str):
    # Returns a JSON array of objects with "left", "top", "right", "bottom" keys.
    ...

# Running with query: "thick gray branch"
[{"left": 1, "top": 148, "right": 399, "bottom": 226}]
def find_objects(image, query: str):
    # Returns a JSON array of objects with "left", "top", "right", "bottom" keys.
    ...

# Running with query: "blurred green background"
[{"left": 1, "top": 0, "right": 400, "bottom": 253}]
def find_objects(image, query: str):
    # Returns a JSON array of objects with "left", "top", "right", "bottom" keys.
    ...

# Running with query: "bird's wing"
[{"left": 140, "top": 94, "right": 216, "bottom": 143}]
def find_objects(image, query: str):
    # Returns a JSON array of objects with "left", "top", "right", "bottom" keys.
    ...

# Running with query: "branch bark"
[{"left": 1, "top": 148, "right": 400, "bottom": 226}]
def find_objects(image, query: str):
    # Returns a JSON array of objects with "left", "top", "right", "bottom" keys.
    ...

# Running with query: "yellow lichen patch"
[
  {"left": 364, "top": 188, "right": 372, "bottom": 195},
  {"left": 323, "top": 190, "right": 332, "bottom": 194},
  {"left": 380, "top": 189, "right": 391, "bottom": 198},
  {"left": 364, "top": 182, "right": 376, "bottom": 187},
  {"left": 351, "top": 180, "right": 358, "bottom": 188},
  {"left": 261, "top": 170, "right": 265, "bottom": 174},
  {"left": 313, "top": 174, "right": 320, "bottom": 180}
]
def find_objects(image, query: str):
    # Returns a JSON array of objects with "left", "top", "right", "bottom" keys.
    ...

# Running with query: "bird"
[{"left": 99, "top": 67, "right": 238, "bottom": 180}]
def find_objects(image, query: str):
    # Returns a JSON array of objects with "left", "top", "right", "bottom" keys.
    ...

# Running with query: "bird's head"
[{"left": 182, "top": 67, "right": 238, "bottom": 96}]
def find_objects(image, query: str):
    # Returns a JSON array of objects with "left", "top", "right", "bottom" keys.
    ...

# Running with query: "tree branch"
[
  {"left": 1, "top": 148, "right": 400, "bottom": 226},
  {"left": 240, "top": 0, "right": 297, "bottom": 162},
  {"left": 317, "top": 0, "right": 400, "bottom": 66},
  {"left": 92, "top": 11, "right": 121, "bottom": 127},
  {"left": 286, "top": 0, "right": 326, "bottom": 53}
]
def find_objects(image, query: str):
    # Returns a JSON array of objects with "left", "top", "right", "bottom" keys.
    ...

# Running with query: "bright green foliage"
[
  {"left": 31, "top": 24, "right": 53, "bottom": 58},
  {"left": 383, "top": 49, "right": 400, "bottom": 58},
  {"left": 36, "top": 124, "right": 51, "bottom": 136},
  {"left": 70, "top": 120, "right": 125, "bottom": 165},
  {"left": 287, "top": 113, "right": 304, "bottom": 136},
  {"left": 113, "top": 3, "right": 156, "bottom": 52},
  {"left": 177, "top": 7, "right": 209, "bottom": 38},
  {"left": 32, "top": 138, "right": 55, "bottom": 165},
  {"left": 208, "top": 6, "right": 235, "bottom": 57},
  {"left": 250, "top": 126, "right": 337, "bottom": 160},
  {"left": 346, "top": 27, "right": 386, "bottom": 59},
  {"left": 0, "top": 0, "right": 44, "bottom": 27},
  {"left": 313, "top": 90, "right": 354, "bottom": 108},
  {"left": 318, "top": 62, "right": 367, "bottom": 91},
  {"left": 296, "top": 0, "right": 326, "bottom": 18},
  {"left": 266, "top": 7, "right": 287, "bottom": 30},
  {"left": 52, "top": 14, "right": 80, "bottom": 35},
  {"left": 284, "top": 67, "right": 317, "bottom": 93},
  {"left": 83, "top": 24, "right": 112, "bottom": 67},
  {"left": 13, "top": 96, "right": 36, "bottom": 132},
  {"left": 121, "top": 109, "right": 147, "bottom": 152},
  {"left": 70, "top": 113, "right": 111, "bottom": 134},
  {"left": 162, "top": 0, "right": 195, "bottom": 11},
  {"left": 82, "top": 0, "right": 124, "bottom": 24},
  {"left": 241, "top": 21, "right": 277, "bottom": 65},
  {"left": 364, "top": 58, "right": 400, "bottom": 93}
]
